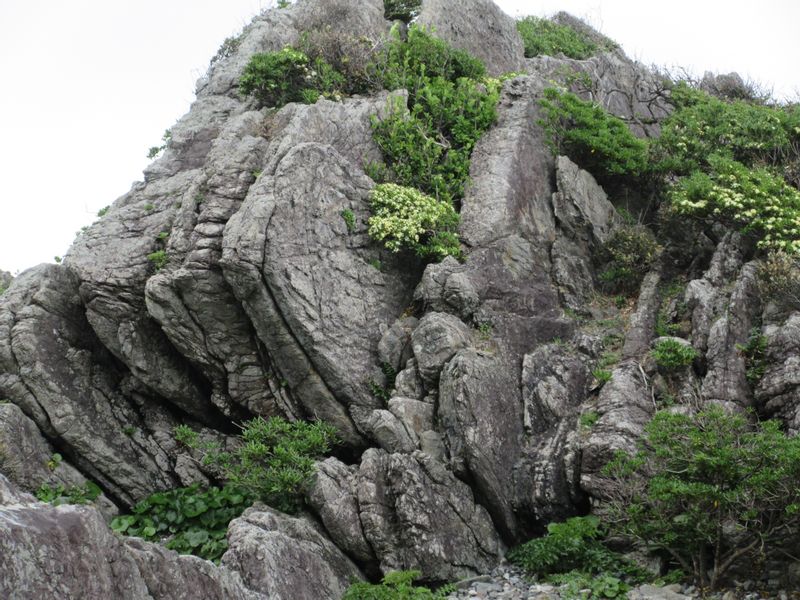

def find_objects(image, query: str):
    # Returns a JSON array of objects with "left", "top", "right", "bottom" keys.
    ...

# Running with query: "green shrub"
[
  {"left": 539, "top": 88, "right": 649, "bottom": 182},
  {"left": 598, "top": 225, "right": 660, "bottom": 294},
  {"left": 383, "top": 0, "right": 422, "bottom": 23},
  {"left": 177, "top": 416, "right": 336, "bottom": 514},
  {"left": 111, "top": 484, "right": 252, "bottom": 562},
  {"left": 656, "top": 83, "right": 800, "bottom": 178},
  {"left": 736, "top": 328, "right": 768, "bottom": 385},
  {"left": 239, "top": 47, "right": 344, "bottom": 108},
  {"left": 508, "top": 516, "right": 620, "bottom": 576},
  {"left": 36, "top": 481, "right": 102, "bottom": 506},
  {"left": 591, "top": 369, "right": 612, "bottom": 386},
  {"left": 368, "top": 183, "right": 461, "bottom": 260},
  {"left": 516, "top": 16, "right": 598, "bottom": 59},
  {"left": 547, "top": 571, "right": 629, "bottom": 600},
  {"left": 341, "top": 208, "right": 356, "bottom": 232},
  {"left": 650, "top": 339, "right": 698, "bottom": 371},
  {"left": 342, "top": 570, "right": 453, "bottom": 599},
  {"left": 757, "top": 251, "right": 800, "bottom": 311},
  {"left": 147, "top": 250, "right": 168, "bottom": 271},
  {"left": 372, "top": 76, "right": 498, "bottom": 204},
  {"left": 377, "top": 25, "right": 486, "bottom": 98},
  {"left": 603, "top": 407, "right": 800, "bottom": 589}
]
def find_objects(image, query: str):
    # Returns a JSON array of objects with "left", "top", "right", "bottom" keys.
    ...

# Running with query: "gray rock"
[
  {"left": 394, "top": 359, "right": 425, "bottom": 400},
  {"left": 628, "top": 584, "right": 693, "bottom": 600},
  {"left": 580, "top": 360, "right": 654, "bottom": 498},
  {"left": 522, "top": 343, "right": 590, "bottom": 433},
  {"left": 222, "top": 94, "right": 422, "bottom": 447},
  {"left": 222, "top": 507, "right": 363, "bottom": 600},
  {"left": 0, "top": 265, "right": 181, "bottom": 505},
  {"left": 439, "top": 349, "right": 524, "bottom": 538},
  {"left": 0, "top": 270, "right": 11, "bottom": 293},
  {"left": 411, "top": 312, "right": 472, "bottom": 387},
  {"left": 309, "top": 450, "right": 504, "bottom": 581},
  {"left": 756, "top": 313, "right": 800, "bottom": 433},
  {"left": 308, "top": 457, "right": 375, "bottom": 563},
  {"left": 378, "top": 317, "right": 419, "bottom": 373},
  {"left": 0, "top": 474, "right": 264, "bottom": 600},
  {"left": 702, "top": 262, "right": 761, "bottom": 409},
  {"left": 622, "top": 270, "right": 663, "bottom": 360},
  {"left": 416, "top": 0, "right": 527, "bottom": 76},
  {"left": 0, "top": 403, "right": 117, "bottom": 518}
]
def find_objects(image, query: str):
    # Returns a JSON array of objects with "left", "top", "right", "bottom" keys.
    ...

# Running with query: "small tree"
[{"left": 603, "top": 407, "right": 800, "bottom": 589}]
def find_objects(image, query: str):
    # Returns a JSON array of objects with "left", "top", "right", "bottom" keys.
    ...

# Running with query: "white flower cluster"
[{"left": 367, "top": 183, "right": 460, "bottom": 258}]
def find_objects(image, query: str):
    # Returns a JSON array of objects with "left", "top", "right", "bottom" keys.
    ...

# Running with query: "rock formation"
[{"left": 1, "top": 0, "right": 797, "bottom": 596}]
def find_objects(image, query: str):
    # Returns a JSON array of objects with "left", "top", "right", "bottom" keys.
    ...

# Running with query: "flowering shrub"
[
  {"left": 670, "top": 154, "right": 800, "bottom": 253},
  {"left": 757, "top": 251, "right": 800, "bottom": 310},
  {"left": 368, "top": 183, "right": 460, "bottom": 259}
]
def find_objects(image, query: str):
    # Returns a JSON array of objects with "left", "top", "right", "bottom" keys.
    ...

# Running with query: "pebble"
[{"left": 443, "top": 566, "right": 797, "bottom": 600}]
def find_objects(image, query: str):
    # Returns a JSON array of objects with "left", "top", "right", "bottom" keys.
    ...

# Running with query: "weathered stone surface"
[
  {"left": 0, "top": 403, "right": 117, "bottom": 517},
  {"left": 527, "top": 42, "right": 671, "bottom": 139},
  {"left": 309, "top": 450, "right": 503, "bottom": 581},
  {"left": 701, "top": 263, "right": 761, "bottom": 410},
  {"left": 0, "top": 265, "right": 181, "bottom": 505},
  {"left": 199, "top": 0, "right": 389, "bottom": 99},
  {"left": 222, "top": 507, "right": 363, "bottom": 600},
  {"left": 411, "top": 312, "right": 472, "bottom": 386},
  {"left": 552, "top": 155, "right": 622, "bottom": 308},
  {"left": 417, "top": 0, "right": 526, "bottom": 76},
  {"left": 439, "top": 349, "right": 524, "bottom": 538},
  {"left": 222, "top": 95, "right": 421, "bottom": 447},
  {"left": 308, "top": 457, "right": 374, "bottom": 563},
  {"left": 757, "top": 313, "right": 800, "bottom": 433},
  {"left": 0, "top": 270, "right": 11, "bottom": 292},
  {"left": 0, "top": 474, "right": 264, "bottom": 600},
  {"left": 378, "top": 317, "right": 419, "bottom": 373},
  {"left": 580, "top": 361, "right": 654, "bottom": 498},
  {"left": 522, "top": 343, "right": 590, "bottom": 434}
]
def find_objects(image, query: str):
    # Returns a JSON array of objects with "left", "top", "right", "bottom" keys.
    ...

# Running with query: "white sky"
[{"left": 1, "top": 0, "right": 798, "bottom": 274}]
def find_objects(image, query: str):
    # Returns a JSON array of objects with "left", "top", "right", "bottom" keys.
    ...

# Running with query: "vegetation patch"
[
  {"left": 736, "top": 328, "right": 768, "bottom": 385},
  {"left": 36, "top": 481, "right": 102, "bottom": 506},
  {"left": 650, "top": 338, "right": 698, "bottom": 371},
  {"left": 368, "top": 184, "right": 461, "bottom": 260},
  {"left": 239, "top": 47, "right": 344, "bottom": 107},
  {"left": 603, "top": 407, "right": 800, "bottom": 589},
  {"left": 175, "top": 416, "right": 336, "bottom": 514},
  {"left": 598, "top": 225, "right": 660, "bottom": 294},
  {"left": 539, "top": 88, "right": 649, "bottom": 183},
  {"left": 111, "top": 484, "right": 251, "bottom": 562},
  {"left": 516, "top": 16, "right": 598, "bottom": 60},
  {"left": 508, "top": 516, "right": 654, "bottom": 599},
  {"left": 383, "top": 0, "right": 421, "bottom": 23},
  {"left": 343, "top": 570, "right": 454, "bottom": 599}
]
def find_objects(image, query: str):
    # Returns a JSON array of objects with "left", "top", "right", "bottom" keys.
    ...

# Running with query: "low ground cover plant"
[
  {"left": 111, "top": 417, "right": 336, "bottom": 562},
  {"left": 650, "top": 338, "right": 698, "bottom": 371},
  {"left": 342, "top": 570, "right": 454, "bottom": 599}
]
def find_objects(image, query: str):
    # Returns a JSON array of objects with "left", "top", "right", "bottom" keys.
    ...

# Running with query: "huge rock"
[
  {"left": 222, "top": 507, "right": 363, "bottom": 600},
  {"left": 307, "top": 450, "right": 504, "bottom": 580},
  {"left": 417, "top": 0, "right": 526, "bottom": 76},
  {"left": 0, "top": 474, "right": 265, "bottom": 600}
]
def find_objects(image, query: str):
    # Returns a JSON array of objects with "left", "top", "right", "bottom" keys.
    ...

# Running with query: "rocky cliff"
[{"left": 1, "top": 0, "right": 798, "bottom": 598}]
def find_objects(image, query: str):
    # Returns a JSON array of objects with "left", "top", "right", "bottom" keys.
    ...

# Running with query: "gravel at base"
[{"left": 444, "top": 565, "right": 797, "bottom": 600}]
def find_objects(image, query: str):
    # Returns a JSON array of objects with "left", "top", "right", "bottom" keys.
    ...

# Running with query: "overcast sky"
[{"left": 1, "top": 0, "right": 798, "bottom": 274}]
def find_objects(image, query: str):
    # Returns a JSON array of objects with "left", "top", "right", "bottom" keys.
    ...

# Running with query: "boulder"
[{"left": 222, "top": 507, "right": 363, "bottom": 600}]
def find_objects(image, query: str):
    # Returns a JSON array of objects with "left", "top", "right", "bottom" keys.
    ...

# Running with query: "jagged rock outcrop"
[
  {"left": 0, "top": 475, "right": 267, "bottom": 600},
  {"left": 2, "top": 0, "right": 794, "bottom": 594},
  {"left": 0, "top": 271, "right": 11, "bottom": 292},
  {"left": 222, "top": 507, "right": 363, "bottom": 600}
]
